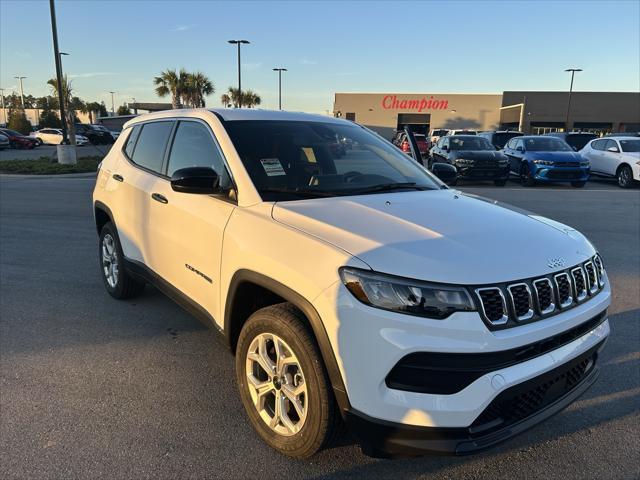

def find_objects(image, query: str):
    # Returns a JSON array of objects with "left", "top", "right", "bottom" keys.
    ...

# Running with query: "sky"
[{"left": 1, "top": 0, "right": 639, "bottom": 114}]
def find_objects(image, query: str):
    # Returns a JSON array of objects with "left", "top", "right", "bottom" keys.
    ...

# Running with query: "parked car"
[
  {"left": 478, "top": 130, "right": 524, "bottom": 150},
  {"left": 392, "top": 131, "right": 429, "bottom": 157},
  {"left": 581, "top": 136, "right": 640, "bottom": 188},
  {"left": 605, "top": 132, "right": 640, "bottom": 138},
  {"left": 74, "top": 123, "right": 114, "bottom": 144},
  {"left": 503, "top": 136, "right": 590, "bottom": 187},
  {"left": 93, "top": 109, "right": 610, "bottom": 458},
  {"left": 544, "top": 132, "right": 597, "bottom": 152},
  {"left": 92, "top": 124, "right": 119, "bottom": 140},
  {"left": 0, "top": 128, "right": 37, "bottom": 149},
  {"left": 32, "top": 128, "right": 90, "bottom": 146},
  {"left": 429, "top": 128, "right": 450, "bottom": 145},
  {"left": 430, "top": 135, "right": 510, "bottom": 185},
  {"left": 447, "top": 129, "right": 477, "bottom": 136},
  {"left": 0, "top": 132, "right": 9, "bottom": 149}
]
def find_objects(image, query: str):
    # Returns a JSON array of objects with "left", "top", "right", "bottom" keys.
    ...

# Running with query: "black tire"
[
  {"left": 617, "top": 164, "right": 634, "bottom": 188},
  {"left": 571, "top": 181, "right": 586, "bottom": 188},
  {"left": 34, "top": 138, "right": 43, "bottom": 146},
  {"left": 98, "top": 222, "right": 145, "bottom": 299},
  {"left": 235, "top": 303, "right": 341, "bottom": 458},
  {"left": 494, "top": 179, "right": 507, "bottom": 186},
  {"left": 520, "top": 164, "right": 535, "bottom": 187}
]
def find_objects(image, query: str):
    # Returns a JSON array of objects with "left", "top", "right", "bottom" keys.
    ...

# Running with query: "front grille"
[
  {"left": 546, "top": 170, "right": 582, "bottom": 180},
  {"left": 471, "top": 344, "right": 599, "bottom": 433},
  {"left": 593, "top": 254, "right": 605, "bottom": 286},
  {"left": 572, "top": 267, "right": 588, "bottom": 301},
  {"left": 474, "top": 255, "right": 604, "bottom": 329},
  {"left": 476, "top": 288, "right": 507, "bottom": 325},
  {"left": 533, "top": 279, "right": 554, "bottom": 314},
  {"left": 554, "top": 162, "right": 579, "bottom": 167},
  {"left": 508, "top": 284, "right": 533, "bottom": 321}
]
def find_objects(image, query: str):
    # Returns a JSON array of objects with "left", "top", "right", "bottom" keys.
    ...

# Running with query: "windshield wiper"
[
  {"left": 259, "top": 187, "right": 338, "bottom": 198},
  {"left": 349, "top": 182, "right": 430, "bottom": 195}
]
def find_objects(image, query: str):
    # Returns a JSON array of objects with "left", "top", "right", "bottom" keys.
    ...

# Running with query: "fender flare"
[{"left": 224, "top": 269, "right": 351, "bottom": 415}]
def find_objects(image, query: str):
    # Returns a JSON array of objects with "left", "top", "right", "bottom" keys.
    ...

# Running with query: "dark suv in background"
[
  {"left": 478, "top": 130, "right": 524, "bottom": 150},
  {"left": 74, "top": 124, "right": 114, "bottom": 144},
  {"left": 544, "top": 132, "right": 597, "bottom": 151}
]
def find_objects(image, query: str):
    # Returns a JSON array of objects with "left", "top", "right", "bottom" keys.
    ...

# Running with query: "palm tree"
[
  {"left": 243, "top": 89, "right": 261, "bottom": 108},
  {"left": 183, "top": 72, "right": 214, "bottom": 108},
  {"left": 220, "top": 87, "right": 261, "bottom": 108},
  {"left": 47, "top": 75, "right": 77, "bottom": 144},
  {"left": 220, "top": 93, "right": 232, "bottom": 108},
  {"left": 81, "top": 101, "right": 102, "bottom": 124},
  {"left": 153, "top": 68, "right": 186, "bottom": 109}
]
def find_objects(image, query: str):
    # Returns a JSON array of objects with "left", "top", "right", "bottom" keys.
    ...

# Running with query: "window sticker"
[
  {"left": 302, "top": 147, "right": 317, "bottom": 163},
  {"left": 260, "top": 158, "right": 286, "bottom": 176}
]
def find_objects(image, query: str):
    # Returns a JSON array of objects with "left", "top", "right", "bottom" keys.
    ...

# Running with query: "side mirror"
[
  {"left": 516, "top": 146, "right": 524, "bottom": 152},
  {"left": 607, "top": 146, "right": 619, "bottom": 153},
  {"left": 431, "top": 162, "right": 458, "bottom": 185},
  {"left": 442, "top": 145, "right": 449, "bottom": 152},
  {"left": 171, "top": 167, "right": 222, "bottom": 194}
]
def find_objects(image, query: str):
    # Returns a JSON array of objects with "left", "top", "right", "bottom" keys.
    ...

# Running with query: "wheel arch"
[
  {"left": 94, "top": 200, "right": 115, "bottom": 234},
  {"left": 224, "top": 269, "right": 350, "bottom": 414}
]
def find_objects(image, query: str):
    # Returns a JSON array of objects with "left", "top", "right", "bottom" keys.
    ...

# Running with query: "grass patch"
[{"left": 0, "top": 156, "right": 102, "bottom": 175}]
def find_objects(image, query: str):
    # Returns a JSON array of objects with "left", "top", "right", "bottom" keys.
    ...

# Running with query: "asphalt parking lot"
[{"left": 0, "top": 175, "right": 638, "bottom": 480}]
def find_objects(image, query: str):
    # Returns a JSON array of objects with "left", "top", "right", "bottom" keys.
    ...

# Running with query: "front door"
[{"left": 147, "top": 119, "right": 236, "bottom": 323}]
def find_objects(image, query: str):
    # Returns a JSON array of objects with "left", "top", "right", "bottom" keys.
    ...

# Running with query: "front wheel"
[
  {"left": 617, "top": 164, "right": 634, "bottom": 188},
  {"left": 571, "top": 181, "right": 586, "bottom": 188},
  {"left": 99, "top": 222, "right": 145, "bottom": 299},
  {"left": 520, "top": 164, "right": 535, "bottom": 187},
  {"left": 235, "top": 304, "right": 341, "bottom": 458}
]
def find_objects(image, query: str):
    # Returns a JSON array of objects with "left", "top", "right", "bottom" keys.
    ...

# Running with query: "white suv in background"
[
  {"left": 93, "top": 109, "right": 610, "bottom": 458},
  {"left": 581, "top": 136, "right": 640, "bottom": 188},
  {"left": 32, "top": 128, "right": 89, "bottom": 146}
]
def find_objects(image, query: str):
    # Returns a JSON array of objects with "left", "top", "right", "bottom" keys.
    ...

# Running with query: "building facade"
[{"left": 333, "top": 91, "right": 640, "bottom": 139}]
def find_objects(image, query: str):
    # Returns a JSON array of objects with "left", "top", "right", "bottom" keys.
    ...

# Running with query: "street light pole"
[
  {"left": 109, "top": 91, "right": 115, "bottom": 116},
  {"left": 13, "top": 76, "right": 27, "bottom": 108},
  {"left": 228, "top": 40, "right": 250, "bottom": 108},
  {"left": 272, "top": 68, "right": 287, "bottom": 110},
  {"left": 49, "top": 0, "right": 69, "bottom": 144},
  {"left": 564, "top": 68, "right": 582, "bottom": 132}
]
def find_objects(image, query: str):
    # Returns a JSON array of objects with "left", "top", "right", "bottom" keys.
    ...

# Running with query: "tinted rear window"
[
  {"left": 493, "top": 132, "right": 523, "bottom": 148},
  {"left": 565, "top": 134, "right": 597, "bottom": 151},
  {"left": 130, "top": 122, "right": 173, "bottom": 173}
]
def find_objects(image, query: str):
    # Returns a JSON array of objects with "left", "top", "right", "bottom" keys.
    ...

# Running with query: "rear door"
[
  {"left": 585, "top": 139, "right": 607, "bottom": 174},
  {"left": 600, "top": 139, "right": 622, "bottom": 175},
  {"left": 147, "top": 119, "right": 236, "bottom": 321}
]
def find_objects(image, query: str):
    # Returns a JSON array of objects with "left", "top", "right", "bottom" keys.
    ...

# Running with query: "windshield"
[
  {"left": 524, "top": 137, "right": 573, "bottom": 152},
  {"left": 493, "top": 132, "right": 522, "bottom": 149},
  {"left": 565, "top": 134, "right": 597, "bottom": 151},
  {"left": 450, "top": 136, "right": 495, "bottom": 151},
  {"left": 432, "top": 129, "right": 448, "bottom": 136},
  {"left": 224, "top": 120, "right": 441, "bottom": 201},
  {"left": 620, "top": 139, "right": 640, "bottom": 152}
]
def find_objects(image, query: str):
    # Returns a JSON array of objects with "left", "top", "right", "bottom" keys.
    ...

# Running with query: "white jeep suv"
[{"left": 93, "top": 109, "right": 610, "bottom": 458}]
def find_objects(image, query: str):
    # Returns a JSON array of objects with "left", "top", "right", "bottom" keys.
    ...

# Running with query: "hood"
[
  {"left": 451, "top": 150, "right": 507, "bottom": 161},
  {"left": 272, "top": 190, "right": 596, "bottom": 285},
  {"left": 524, "top": 151, "right": 582, "bottom": 162}
]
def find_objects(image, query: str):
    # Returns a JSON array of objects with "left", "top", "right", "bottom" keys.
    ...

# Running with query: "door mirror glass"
[
  {"left": 170, "top": 167, "right": 222, "bottom": 194},
  {"left": 431, "top": 162, "right": 457, "bottom": 185}
]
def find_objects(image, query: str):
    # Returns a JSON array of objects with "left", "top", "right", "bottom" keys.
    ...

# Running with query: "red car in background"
[
  {"left": 392, "top": 131, "right": 430, "bottom": 157},
  {"left": 0, "top": 128, "right": 38, "bottom": 149}
]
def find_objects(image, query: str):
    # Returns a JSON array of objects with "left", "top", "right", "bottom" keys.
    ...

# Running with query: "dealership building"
[{"left": 333, "top": 91, "right": 640, "bottom": 139}]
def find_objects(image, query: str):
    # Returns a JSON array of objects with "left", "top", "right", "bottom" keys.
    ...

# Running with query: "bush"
[
  {"left": 39, "top": 110, "right": 62, "bottom": 128},
  {"left": 117, "top": 105, "right": 131, "bottom": 115},
  {"left": 0, "top": 156, "right": 102, "bottom": 175},
  {"left": 7, "top": 108, "right": 32, "bottom": 134}
]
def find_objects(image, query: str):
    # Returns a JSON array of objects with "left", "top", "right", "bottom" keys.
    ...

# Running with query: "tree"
[
  {"left": 220, "top": 93, "right": 232, "bottom": 108},
  {"left": 243, "top": 89, "right": 261, "bottom": 108},
  {"left": 182, "top": 71, "right": 214, "bottom": 108},
  {"left": 220, "top": 87, "right": 261, "bottom": 108},
  {"left": 47, "top": 75, "right": 77, "bottom": 144},
  {"left": 39, "top": 109, "right": 61, "bottom": 128},
  {"left": 153, "top": 68, "right": 187, "bottom": 109},
  {"left": 117, "top": 104, "right": 131, "bottom": 116},
  {"left": 81, "top": 101, "right": 102, "bottom": 123},
  {"left": 7, "top": 107, "right": 32, "bottom": 134}
]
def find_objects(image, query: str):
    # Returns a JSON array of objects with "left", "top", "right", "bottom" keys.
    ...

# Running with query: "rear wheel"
[
  {"left": 520, "top": 164, "right": 535, "bottom": 187},
  {"left": 571, "top": 181, "right": 586, "bottom": 188},
  {"left": 617, "top": 164, "right": 633, "bottom": 188},
  {"left": 236, "top": 304, "right": 340, "bottom": 458},
  {"left": 99, "top": 222, "right": 145, "bottom": 299}
]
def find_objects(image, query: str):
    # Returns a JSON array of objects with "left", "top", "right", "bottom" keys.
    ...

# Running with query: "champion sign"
[{"left": 381, "top": 95, "right": 450, "bottom": 112}]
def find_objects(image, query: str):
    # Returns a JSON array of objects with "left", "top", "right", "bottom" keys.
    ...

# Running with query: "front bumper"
[
  {"left": 533, "top": 166, "right": 590, "bottom": 182},
  {"left": 456, "top": 165, "right": 510, "bottom": 180},
  {"left": 346, "top": 338, "right": 604, "bottom": 457}
]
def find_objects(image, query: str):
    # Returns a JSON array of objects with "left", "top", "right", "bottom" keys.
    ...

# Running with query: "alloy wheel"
[
  {"left": 101, "top": 233, "right": 119, "bottom": 288},
  {"left": 618, "top": 166, "right": 631, "bottom": 188},
  {"left": 245, "top": 332, "right": 308, "bottom": 436}
]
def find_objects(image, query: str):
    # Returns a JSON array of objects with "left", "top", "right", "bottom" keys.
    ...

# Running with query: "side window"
[
  {"left": 124, "top": 125, "right": 141, "bottom": 158},
  {"left": 166, "top": 121, "right": 231, "bottom": 187},
  {"left": 130, "top": 121, "right": 174, "bottom": 173},
  {"left": 515, "top": 139, "right": 524, "bottom": 150},
  {"left": 591, "top": 139, "right": 605, "bottom": 151},
  {"left": 604, "top": 139, "right": 619, "bottom": 152}
]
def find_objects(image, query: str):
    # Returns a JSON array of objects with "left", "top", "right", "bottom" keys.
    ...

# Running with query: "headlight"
[
  {"left": 339, "top": 267, "right": 475, "bottom": 319},
  {"left": 580, "top": 161, "right": 589, "bottom": 167},
  {"left": 532, "top": 159, "right": 555, "bottom": 166}
]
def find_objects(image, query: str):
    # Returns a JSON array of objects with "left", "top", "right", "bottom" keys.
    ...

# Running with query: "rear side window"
[
  {"left": 591, "top": 139, "right": 606, "bottom": 151},
  {"left": 130, "top": 121, "right": 174, "bottom": 173},
  {"left": 166, "top": 121, "right": 231, "bottom": 187},
  {"left": 565, "top": 134, "right": 597, "bottom": 151},
  {"left": 124, "top": 125, "right": 141, "bottom": 158}
]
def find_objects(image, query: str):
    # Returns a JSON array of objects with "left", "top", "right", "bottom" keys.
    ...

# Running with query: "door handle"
[
  {"left": 112, "top": 174, "right": 124, "bottom": 182},
  {"left": 151, "top": 193, "right": 168, "bottom": 204}
]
